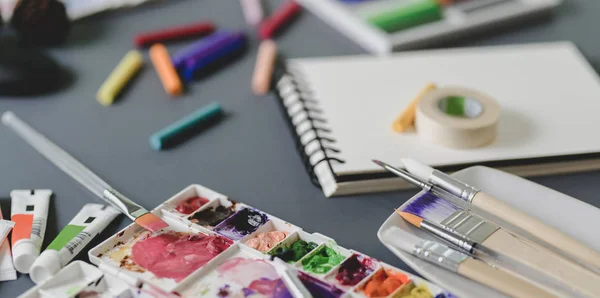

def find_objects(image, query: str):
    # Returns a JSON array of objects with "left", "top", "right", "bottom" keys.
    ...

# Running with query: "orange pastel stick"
[{"left": 149, "top": 43, "right": 183, "bottom": 96}]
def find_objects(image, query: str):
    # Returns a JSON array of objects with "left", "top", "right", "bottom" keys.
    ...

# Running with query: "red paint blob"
[
  {"left": 131, "top": 232, "right": 232, "bottom": 281},
  {"left": 335, "top": 254, "right": 376, "bottom": 286},
  {"left": 175, "top": 196, "right": 210, "bottom": 214}
]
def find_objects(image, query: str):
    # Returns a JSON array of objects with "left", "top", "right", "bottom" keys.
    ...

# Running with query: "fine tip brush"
[{"left": 1, "top": 111, "right": 168, "bottom": 232}]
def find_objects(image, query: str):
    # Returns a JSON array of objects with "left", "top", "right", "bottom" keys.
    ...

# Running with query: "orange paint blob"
[{"left": 363, "top": 269, "right": 410, "bottom": 298}]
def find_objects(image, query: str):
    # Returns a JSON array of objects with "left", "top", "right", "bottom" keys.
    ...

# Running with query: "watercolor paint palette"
[
  {"left": 23, "top": 184, "right": 454, "bottom": 298},
  {"left": 297, "top": 0, "right": 562, "bottom": 54}
]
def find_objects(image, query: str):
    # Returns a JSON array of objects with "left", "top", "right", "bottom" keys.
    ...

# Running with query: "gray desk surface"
[{"left": 2, "top": 0, "right": 600, "bottom": 296}]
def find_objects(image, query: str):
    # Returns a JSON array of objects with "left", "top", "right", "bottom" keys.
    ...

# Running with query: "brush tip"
[
  {"left": 372, "top": 159, "right": 384, "bottom": 167},
  {"left": 135, "top": 213, "right": 169, "bottom": 232},
  {"left": 395, "top": 209, "right": 423, "bottom": 227}
]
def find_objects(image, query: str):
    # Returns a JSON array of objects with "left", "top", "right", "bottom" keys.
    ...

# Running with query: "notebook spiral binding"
[{"left": 273, "top": 61, "right": 345, "bottom": 187}]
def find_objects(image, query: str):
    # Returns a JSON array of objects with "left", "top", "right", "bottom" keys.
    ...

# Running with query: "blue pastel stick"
[
  {"left": 149, "top": 102, "right": 223, "bottom": 150},
  {"left": 171, "top": 31, "right": 235, "bottom": 69},
  {"left": 182, "top": 34, "right": 246, "bottom": 82}
]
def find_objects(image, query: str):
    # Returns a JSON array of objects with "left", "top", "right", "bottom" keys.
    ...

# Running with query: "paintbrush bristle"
[
  {"left": 135, "top": 213, "right": 169, "bottom": 232},
  {"left": 395, "top": 209, "right": 423, "bottom": 227},
  {"left": 401, "top": 192, "right": 459, "bottom": 224}
]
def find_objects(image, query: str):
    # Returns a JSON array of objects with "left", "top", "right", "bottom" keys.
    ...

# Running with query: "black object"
[
  {"left": 11, "top": 0, "right": 71, "bottom": 46},
  {"left": 0, "top": 40, "right": 71, "bottom": 96}
]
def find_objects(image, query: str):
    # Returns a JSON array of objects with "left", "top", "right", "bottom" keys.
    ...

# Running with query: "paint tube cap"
[
  {"left": 29, "top": 249, "right": 61, "bottom": 284},
  {"left": 12, "top": 240, "right": 40, "bottom": 274}
]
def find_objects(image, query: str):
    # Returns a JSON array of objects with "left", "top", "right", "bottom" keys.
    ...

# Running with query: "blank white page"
[{"left": 289, "top": 42, "right": 600, "bottom": 175}]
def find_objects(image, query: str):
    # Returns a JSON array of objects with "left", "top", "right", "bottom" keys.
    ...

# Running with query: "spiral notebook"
[{"left": 273, "top": 41, "right": 600, "bottom": 197}]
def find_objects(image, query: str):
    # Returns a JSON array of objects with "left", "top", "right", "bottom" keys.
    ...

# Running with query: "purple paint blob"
[
  {"left": 214, "top": 208, "right": 268, "bottom": 240},
  {"left": 298, "top": 272, "right": 344, "bottom": 298},
  {"left": 402, "top": 192, "right": 458, "bottom": 221},
  {"left": 218, "top": 284, "right": 231, "bottom": 297},
  {"left": 335, "top": 254, "right": 376, "bottom": 286}
]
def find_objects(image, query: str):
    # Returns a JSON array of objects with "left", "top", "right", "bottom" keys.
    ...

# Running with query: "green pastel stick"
[
  {"left": 150, "top": 102, "right": 224, "bottom": 150},
  {"left": 367, "top": 0, "right": 443, "bottom": 33}
]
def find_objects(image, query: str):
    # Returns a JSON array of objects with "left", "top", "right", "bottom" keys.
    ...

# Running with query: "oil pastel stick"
[
  {"left": 252, "top": 40, "right": 278, "bottom": 96},
  {"left": 134, "top": 21, "right": 216, "bottom": 47},
  {"left": 96, "top": 50, "right": 144, "bottom": 106},
  {"left": 0, "top": 206, "right": 16, "bottom": 281},
  {"left": 171, "top": 31, "right": 240, "bottom": 69},
  {"left": 182, "top": 34, "right": 247, "bottom": 82},
  {"left": 367, "top": 0, "right": 442, "bottom": 33},
  {"left": 259, "top": 0, "right": 302, "bottom": 40},
  {"left": 240, "top": 0, "right": 264, "bottom": 26},
  {"left": 149, "top": 102, "right": 224, "bottom": 150},
  {"left": 29, "top": 204, "right": 120, "bottom": 284},
  {"left": 11, "top": 189, "right": 51, "bottom": 273},
  {"left": 150, "top": 44, "right": 183, "bottom": 96}
]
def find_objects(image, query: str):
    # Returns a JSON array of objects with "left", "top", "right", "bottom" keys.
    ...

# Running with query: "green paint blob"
[
  {"left": 47, "top": 224, "right": 86, "bottom": 251},
  {"left": 302, "top": 246, "right": 345, "bottom": 274},
  {"left": 269, "top": 240, "right": 318, "bottom": 263}
]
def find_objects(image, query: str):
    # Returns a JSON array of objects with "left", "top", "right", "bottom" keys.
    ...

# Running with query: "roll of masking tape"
[{"left": 415, "top": 86, "right": 500, "bottom": 149}]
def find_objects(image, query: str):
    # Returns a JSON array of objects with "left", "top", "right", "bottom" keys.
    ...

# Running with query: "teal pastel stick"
[{"left": 150, "top": 102, "right": 223, "bottom": 150}]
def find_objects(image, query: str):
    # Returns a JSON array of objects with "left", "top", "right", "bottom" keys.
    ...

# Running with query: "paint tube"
[
  {"left": 0, "top": 219, "right": 15, "bottom": 246},
  {"left": 30, "top": 203, "right": 120, "bottom": 284},
  {"left": 61, "top": 0, "right": 158, "bottom": 21},
  {"left": 0, "top": 206, "right": 16, "bottom": 281},
  {"left": 11, "top": 189, "right": 51, "bottom": 273}
]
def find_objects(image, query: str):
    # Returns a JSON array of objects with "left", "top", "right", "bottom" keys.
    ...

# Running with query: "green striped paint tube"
[{"left": 367, "top": 0, "right": 443, "bottom": 33}]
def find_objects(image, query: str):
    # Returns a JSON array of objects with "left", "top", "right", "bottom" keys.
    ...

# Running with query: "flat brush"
[
  {"left": 397, "top": 210, "right": 586, "bottom": 297},
  {"left": 398, "top": 191, "right": 600, "bottom": 297},
  {"left": 400, "top": 157, "right": 600, "bottom": 270},
  {"left": 1, "top": 112, "right": 168, "bottom": 232},
  {"left": 382, "top": 226, "right": 557, "bottom": 298}
]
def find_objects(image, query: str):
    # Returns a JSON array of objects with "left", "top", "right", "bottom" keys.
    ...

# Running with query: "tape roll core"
[{"left": 415, "top": 86, "right": 500, "bottom": 149}]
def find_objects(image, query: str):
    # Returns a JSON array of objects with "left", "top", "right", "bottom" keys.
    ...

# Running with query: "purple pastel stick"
[
  {"left": 171, "top": 31, "right": 236, "bottom": 68},
  {"left": 182, "top": 33, "right": 246, "bottom": 81}
]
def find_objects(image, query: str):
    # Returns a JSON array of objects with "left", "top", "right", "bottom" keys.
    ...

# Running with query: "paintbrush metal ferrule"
[
  {"left": 413, "top": 240, "right": 469, "bottom": 272},
  {"left": 102, "top": 189, "right": 149, "bottom": 220},
  {"left": 429, "top": 170, "right": 479, "bottom": 203},
  {"left": 420, "top": 219, "right": 477, "bottom": 254},
  {"left": 439, "top": 210, "right": 499, "bottom": 244}
]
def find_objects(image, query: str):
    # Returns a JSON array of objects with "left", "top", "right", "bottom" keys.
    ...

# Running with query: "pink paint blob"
[
  {"left": 131, "top": 231, "right": 232, "bottom": 281},
  {"left": 217, "top": 257, "right": 280, "bottom": 286}
]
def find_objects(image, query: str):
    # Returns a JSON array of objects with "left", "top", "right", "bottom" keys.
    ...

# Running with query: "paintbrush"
[
  {"left": 396, "top": 210, "right": 586, "bottom": 297},
  {"left": 398, "top": 158, "right": 600, "bottom": 270},
  {"left": 395, "top": 190, "right": 600, "bottom": 297},
  {"left": 1, "top": 111, "right": 168, "bottom": 232},
  {"left": 381, "top": 226, "right": 557, "bottom": 298}
]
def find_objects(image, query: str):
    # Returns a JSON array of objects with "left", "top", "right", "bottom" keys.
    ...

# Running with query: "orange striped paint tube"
[
  {"left": 0, "top": 206, "right": 16, "bottom": 281},
  {"left": 11, "top": 189, "right": 51, "bottom": 273}
]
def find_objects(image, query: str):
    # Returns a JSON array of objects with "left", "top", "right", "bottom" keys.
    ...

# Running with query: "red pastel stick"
[
  {"left": 134, "top": 22, "right": 216, "bottom": 47},
  {"left": 259, "top": 0, "right": 302, "bottom": 40}
]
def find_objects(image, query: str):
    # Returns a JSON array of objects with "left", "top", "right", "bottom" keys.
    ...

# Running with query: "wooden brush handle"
[
  {"left": 484, "top": 229, "right": 600, "bottom": 297},
  {"left": 473, "top": 191, "right": 600, "bottom": 268},
  {"left": 457, "top": 258, "right": 557, "bottom": 298}
]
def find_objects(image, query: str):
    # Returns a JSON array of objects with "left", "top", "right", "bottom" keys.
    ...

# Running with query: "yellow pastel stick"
[
  {"left": 392, "top": 83, "right": 436, "bottom": 133},
  {"left": 96, "top": 50, "right": 144, "bottom": 106}
]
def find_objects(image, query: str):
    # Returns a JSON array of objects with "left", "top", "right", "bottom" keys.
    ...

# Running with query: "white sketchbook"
[{"left": 274, "top": 41, "right": 600, "bottom": 197}]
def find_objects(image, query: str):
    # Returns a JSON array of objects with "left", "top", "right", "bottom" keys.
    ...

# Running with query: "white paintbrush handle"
[
  {"left": 473, "top": 191, "right": 600, "bottom": 269},
  {"left": 484, "top": 229, "right": 600, "bottom": 297},
  {"left": 457, "top": 258, "right": 557, "bottom": 298}
]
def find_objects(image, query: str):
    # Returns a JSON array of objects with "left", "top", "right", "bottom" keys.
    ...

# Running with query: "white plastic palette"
[
  {"left": 298, "top": 0, "right": 562, "bottom": 55},
  {"left": 21, "top": 184, "right": 454, "bottom": 298}
]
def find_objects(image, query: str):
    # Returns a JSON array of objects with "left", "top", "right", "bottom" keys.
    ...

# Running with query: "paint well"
[
  {"left": 214, "top": 208, "right": 269, "bottom": 240},
  {"left": 269, "top": 240, "right": 317, "bottom": 263},
  {"left": 335, "top": 254, "right": 376, "bottom": 286},
  {"left": 245, "top": 231, "right": 289, "bottom": 252},
  {"left": 189, "top": 205, "right": 236, "bottom": 228},
  {"left": 362, "top": 268, "right": 411, "bottom": 298},
  {"left": 131, "top": 231, "right": 232, "bottom": 282},
  {"left": 179, "top": 257, "right": 293, "bottom": 298},
  {"left": 298, "top": 272, "right": 344, "bottom": 298},
  {"left": 301, "top": 246, "right": 345, "bottom": 274},
  {"left": 175, "top": 196, "right": 210, "bottom": 215}
]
